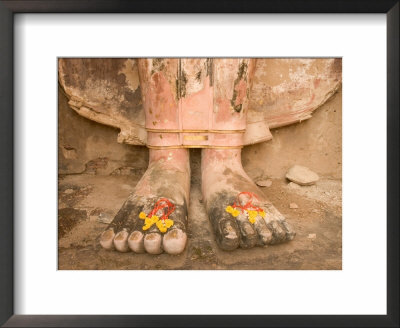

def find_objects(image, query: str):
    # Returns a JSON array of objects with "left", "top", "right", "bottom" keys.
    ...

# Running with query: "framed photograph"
[{"left": 1, "top": 1, "right": 398, "bottom": 327}]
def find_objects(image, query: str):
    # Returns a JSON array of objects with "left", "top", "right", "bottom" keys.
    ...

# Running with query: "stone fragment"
[
  {"left": 256, "top": 179, "right": 272, "bottom": 187},
  {"left": 311, "top": 209, "right": 319, "bottom": 213},
  {"left": 289, "top": 203, "right": 299, "bottom": 209},
  {"left": 97, "top": 212, "right": 114, "bottom": 224},
  {"left": 64, "top": 188, "right": 74, "bottom": 194},
  {"left": 308, "top": 233, "right": 317, "bottom": 239},
  {"left": 286, "top": 165, "right": 319, "bottom": 186}
]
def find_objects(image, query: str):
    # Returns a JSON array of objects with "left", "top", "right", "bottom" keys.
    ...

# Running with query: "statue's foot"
[
  {"left": 100, "top": 149, "right": 190, "bottom": 255},
  {"left": 201, "top": 149, "right": 295, "bottom": 251}
]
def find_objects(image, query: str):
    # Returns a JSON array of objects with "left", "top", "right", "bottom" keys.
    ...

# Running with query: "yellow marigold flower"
[
  {"left": 156, "top": 220, "right": 167, "bottom": 233},
  {"left": 151, "top": 215, "right": 159, "bottom": 222},
  {"left": 249, "top": 217, "right": 256, "bottom": 224},
  {"left": 165, "top": 219, "right": 174, "bottom": 228},
  {"left": 139, "top": 212, "right": 147, "bottom": 219},
  {"left": 144, "top": 217, "right": 153, "bottom": 226},
  {"left": 142, "top": 224, "right": 150, "bottom": 231},
  {"left": 247, "top": 210, "right": 258, "bottom": 221},
  {"left": 226, "top": 206, "right": 233, "bottom": 214},
  {"left": 259, "top": 210, "right": 265, "bottom": 218},
  {"left": 231, "top": 209, "right": 240, "bottom": 217}
]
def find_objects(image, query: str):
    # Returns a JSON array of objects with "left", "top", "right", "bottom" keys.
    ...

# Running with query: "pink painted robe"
[{"left": 58, "top": 58, "right": 342, "bottom": 148}]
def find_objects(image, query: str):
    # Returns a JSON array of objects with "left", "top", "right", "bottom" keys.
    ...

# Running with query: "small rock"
[
  {"left": 286, "top": 165, "right": 319, "bottom": 186},
  {"left": 308, "top": 233, "right": 317, "bottom": 239},
  {"left": 256, "top": 179, "right": 272, "bottom": 187},
  {"left": 64, "top": 188, "right": 74, "bottom": 194},
  {"left": 289, "top": 203, "right": 299, "bottom": 209},
  {"left": 97, "top": 212, "right": 113, "bottom": 224},
  {"left": 311, "top": 209, "right": 319, "bottom": 213}
]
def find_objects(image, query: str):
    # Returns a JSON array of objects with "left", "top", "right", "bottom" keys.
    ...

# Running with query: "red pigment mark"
[
  {"left": 305, "top": 93, "right": 315, "bottom": 106},
  {"left": 313, "top": 78, "right": 321, "bottom": 88},
  {"left": 231, "top": 192, "right": 264, "bottom": 213},
  {"left": 147, "top": 198, "right": 175, "bottom": 221}
]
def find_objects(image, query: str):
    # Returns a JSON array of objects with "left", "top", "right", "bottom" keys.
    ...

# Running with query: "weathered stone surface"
[
  {"left": 286, "top": 165, "right": 319, "bottom": 186},
  {"left": 58, "top": 208, "right": 87, "bottom": 238},
  {"left": 256, "top": 179, "right": 272, "bottom": 187},
  {"left": 249, "top": 58, "right": 342, "bottom": 130},
  {"left": 242, "top": 87, "right": 342, "bottom": 180},
  {"left": 289, "top": 203, "right": 299, "bottom": 209},
  {"left": 58, "top": 58, "right": 146, "bottom": 146}
]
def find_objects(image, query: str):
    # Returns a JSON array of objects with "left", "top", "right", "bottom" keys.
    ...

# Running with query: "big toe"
[
  {"left": 163, "top": 228, "right": 187, "bottom": 255},
  {"left": 218, "top": 219, "right": 240, "bottom": 251}
]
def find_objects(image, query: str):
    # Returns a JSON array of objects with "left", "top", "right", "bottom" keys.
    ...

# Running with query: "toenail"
[
  {"left": 165, "top": 229, "right": 178, "bottom": 239},
  {"left": 129, "top": 231, "right": 142, "bottom": 242},
  {"left": 115, "top": 233, "right": 125, "bottom": 241},
  {"left": 146, "top": 234, "right": 157, "bottom": 240}
]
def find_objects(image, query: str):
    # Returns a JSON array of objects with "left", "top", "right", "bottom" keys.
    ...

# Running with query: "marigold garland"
[
  {"left": 138, "top": 198, "right": 175, "bottom": 233},
  {"left": 225, "top": 191, "right": 265, "bottom": 224}
]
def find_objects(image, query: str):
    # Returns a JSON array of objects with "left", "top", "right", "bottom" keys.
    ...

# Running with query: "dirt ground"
[{"left": 58, "top": 149, "right": 342, "bottom": 270}]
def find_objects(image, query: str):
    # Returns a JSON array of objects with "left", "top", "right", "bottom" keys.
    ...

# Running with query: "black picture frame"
[{"left": 0, "top": 1, "right": 398, "bottom": 327}]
